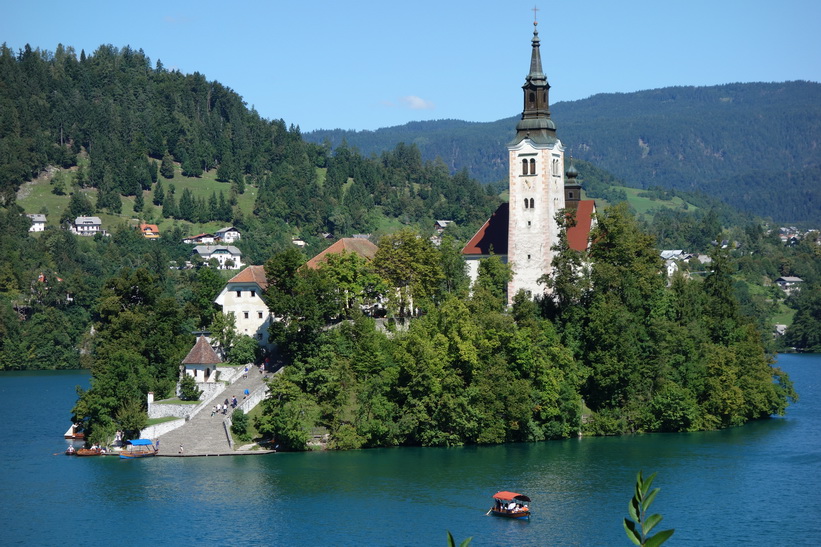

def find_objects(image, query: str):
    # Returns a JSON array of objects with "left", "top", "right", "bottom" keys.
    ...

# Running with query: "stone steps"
[{"left": 156, "top": 367, "right": 270, "bottom": 455}]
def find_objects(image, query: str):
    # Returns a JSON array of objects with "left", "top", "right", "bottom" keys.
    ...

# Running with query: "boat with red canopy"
[{"left": 489, "top": 491, "right": 531, "bottom": 519}]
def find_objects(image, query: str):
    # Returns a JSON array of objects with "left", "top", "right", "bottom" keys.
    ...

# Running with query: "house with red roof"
[{"left": 305, "top": 237, "right": 379, "bottom": 270}]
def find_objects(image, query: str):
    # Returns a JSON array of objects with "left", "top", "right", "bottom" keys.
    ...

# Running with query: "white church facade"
[{"left": 463, "top": 19, "right": 595, "bottom": 303}]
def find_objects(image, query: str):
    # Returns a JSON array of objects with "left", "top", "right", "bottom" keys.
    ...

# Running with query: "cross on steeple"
[{"left": 532, "top": 5, "right": 539, "bottom": 24}]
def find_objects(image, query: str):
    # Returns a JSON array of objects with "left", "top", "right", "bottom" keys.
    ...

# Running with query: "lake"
[{"left": 2, "top": 353, "right": 819, "bottom": 546}]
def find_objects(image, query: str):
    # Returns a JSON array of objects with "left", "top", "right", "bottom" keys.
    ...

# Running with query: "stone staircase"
[{"left": 156, "top": 367, "right": 271, "bottom": 455}]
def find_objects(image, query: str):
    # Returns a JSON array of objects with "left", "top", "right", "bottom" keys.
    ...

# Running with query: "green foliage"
[
  {"left": 446, "top": 531, "right": 472, "bottom": 547},
  {"left": 231, "top": 408, "right": 249, "bottom": 440},
  {"left": 623, "top": 471, "right": 674, "bottom": 547},
  {"left": 178, "top": 373, "right": 203, "bottom": 401}
]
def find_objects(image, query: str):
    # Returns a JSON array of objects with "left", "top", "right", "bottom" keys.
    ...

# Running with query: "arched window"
[
  {"left": 522, "top": 159, "right": 528, "bottom": 175},
  {"left": 528, "top": 92, "right": 535, "bottom": 106},
  {"left": 568, "top": 191, "right": 574, "bottom": 199},
  {"left": 529, "top": 158, "right": 536, "bottom": 175},
  {"left": 530, "top": 198, "right": 535, "bottom": 209},
  {"left": 524, "top": 198, "right": 529, "bottom": 209}
]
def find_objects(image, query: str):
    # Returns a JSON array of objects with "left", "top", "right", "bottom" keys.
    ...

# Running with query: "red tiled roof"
[
  {"left": 305, "top": 238, "right": 379, "bottom": 269},
  {"left": 567, "top": 200, "right": 595, "bottom": 252},
  {"left": 227, "top": 265, "right": 268, "bottom": 289},
  {"left": 140, "top": 224, "right": 160, "bottom": 232},
  {"left": 181, "top": 335, "right": 222, "bottom": 365},
  {"left": 461, "top": 203, "right": 509, "bottom": 256}
]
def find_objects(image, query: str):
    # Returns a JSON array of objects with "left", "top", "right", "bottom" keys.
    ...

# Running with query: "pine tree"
[
  {"left": 153, "top": 180, "right": 164, "bottom": 205},
  {"left": 160, "top": 152, "right": 175, "bottom": 179},
  {"left": 134, "top": 190, "right": 144, "bottom": 213}
]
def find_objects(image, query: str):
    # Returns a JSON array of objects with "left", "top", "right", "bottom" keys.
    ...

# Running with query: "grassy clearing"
[{"left": 16, "top": 162, "right": 258, "bottom": 236}]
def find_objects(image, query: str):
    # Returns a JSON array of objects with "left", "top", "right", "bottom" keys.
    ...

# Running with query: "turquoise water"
[{"left": 2, "top": 354, "right": 820, "bottom": 546}]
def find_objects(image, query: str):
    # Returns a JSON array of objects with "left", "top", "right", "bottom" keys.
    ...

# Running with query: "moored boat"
[
  {"left": 75, "top": 447, "right": 103, "bottom": 456},
  {"left": 489, "top": 491, "right": 531, "bottom": 519},
  {"left": 120, "top": 439, "right": 158, "bottom": 459},
  {"left": 65, "top": 445, "right": 76, "bottom": 456}
]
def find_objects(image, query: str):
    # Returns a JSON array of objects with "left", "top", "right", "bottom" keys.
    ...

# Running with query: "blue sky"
[{"left": 3, "top": 0, "right": 820, "bottom": 132}]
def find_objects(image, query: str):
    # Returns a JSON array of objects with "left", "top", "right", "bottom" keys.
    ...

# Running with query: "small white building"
[
  {"left": 74, "top": 216, "right": 102, "bottom": 236},
  {"left": 192, "top": 245, "right": 243, "bottom": 270},
  {"left": 27, "top": 214, "right": 46, "bottom": 232},
  {"left": 181, "top": 335, "right": 222, "bottom": 383},
  {"left": 214, "top": 265, "right": 273, "bottom": 350},
  {"left": 215, "top": 226, "right": 241, "bottom": 244}
]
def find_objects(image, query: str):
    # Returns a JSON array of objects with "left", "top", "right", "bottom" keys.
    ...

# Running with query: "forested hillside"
[
  {"left": 0, "top": 43, "right": 499, "bottom": 248},
  {"left": 307, "top": 82, "right": 821, "bottom": 223}
]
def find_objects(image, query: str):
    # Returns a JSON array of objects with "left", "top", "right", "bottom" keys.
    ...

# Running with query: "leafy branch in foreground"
[{"left": 624, "top": 471, "right": 675, "bottom": 547}]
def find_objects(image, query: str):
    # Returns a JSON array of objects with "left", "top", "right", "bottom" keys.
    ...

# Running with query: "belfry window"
[
  {"left": 528, "top": 92, "right": 535, "bottom": 107},
  {"left": 529, "top": 158, "right": 536, "bottom": 174},
  {"left": 530, "top": 198, "right": 535, "bottom": 209},
  {"left": 522, "top": 159, "right": 528, "bottom": 175},
  {"left": 524, "top": 198, "right": 529, "bottom": 209},
  {"left": 568, "top": 191, "right": 574, "bottom": 199}
]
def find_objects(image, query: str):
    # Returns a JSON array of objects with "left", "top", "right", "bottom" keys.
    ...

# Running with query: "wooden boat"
[
  {"left": 120, "top": 439, "right": 158, "bottom": 459},
  {"left": 65, "top": 445, "right": 76, "bottom": 455},
  {"left": 75, "top": 447, "right": 103, "bottom": 456},
  {"left": 489, "top": 491, "right": 531, "bottom": 519}
]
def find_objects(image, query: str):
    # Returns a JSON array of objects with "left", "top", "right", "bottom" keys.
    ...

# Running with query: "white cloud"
[{"left": 400, "top": 95, "right": 435, "bottom": 110}]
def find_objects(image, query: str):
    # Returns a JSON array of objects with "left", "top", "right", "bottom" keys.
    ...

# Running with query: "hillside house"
[
  {"left": 776, "top": 276, "right": 803, "bottom": 295},
  {"left": 215, "top": 226, "right": 241, "bottom": 244},
  {"left": 183, "top": 233, "right": 216, "bottom": 244},
  {"left": 192, "top": 245, "right": 243, "bottom": 270},
  {"left": 73, "top": 216, "right": 102, "bottom": 236},
  {"left": 139, "top": 224, "right": 160, "bottom": 239},
  {"left": 27, "top": 214, "right": 46, "bottom": 232}
]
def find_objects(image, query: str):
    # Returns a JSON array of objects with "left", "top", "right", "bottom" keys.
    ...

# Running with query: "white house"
[
  {"left": 73, "top": 216, "right": 102, "bottom": 236},
  {"left": 183, "top": 233, "right": 217, "bottom": 244},
  {"left": 776, "top": 276, "right": 803, "bottom": 295},
  {"left": 192, "top": 245, "right": 243, "bottom": 270},
  {"left": 215, "top": 226, "right": 241, "bottom": 244},
  {"left": 214, "top": 265, "right": 273, "bottom": 350},
  {"left": 27, "top": 214, "right": 46, "bottom": 232}
]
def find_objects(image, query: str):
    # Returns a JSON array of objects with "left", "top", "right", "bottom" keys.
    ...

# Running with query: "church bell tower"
[{"left": 506, "top": 18, "right": 566, "bottom": 302}]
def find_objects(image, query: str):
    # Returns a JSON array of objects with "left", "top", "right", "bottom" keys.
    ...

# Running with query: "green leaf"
[
  {"left": 643, "top": 487, "right": 660, "bottom": 510},
  {"left": 640, "top": 471, "right": 657, "bottom": 497},
  {"left": 644, "top": 528, "right": 674, "bottom": 547},
  {"left": 623, "top": 518, "right": 642, "bottom": 546},
  {"left": 459, "top": 538, "right": 473, "bottom": 547},
  {"left": 628, "top": 497, "right": 640, "bottom": 522},
  {"left": 447, "top": 530, "right": 456, "bottom": 547},
  {"left": 643, "top": 513, "right": 662, "bottom": 535}
]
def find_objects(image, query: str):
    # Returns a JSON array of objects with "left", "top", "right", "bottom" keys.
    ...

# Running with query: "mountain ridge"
[{"left": 306, "top": 81, "right": 821, "bottom": 223}]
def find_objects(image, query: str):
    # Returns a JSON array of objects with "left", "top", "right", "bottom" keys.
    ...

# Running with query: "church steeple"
[{"left": 510, "top": 19, "right": 557, "bottom": 146}]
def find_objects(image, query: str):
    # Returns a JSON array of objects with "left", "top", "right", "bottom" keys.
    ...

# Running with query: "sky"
[{"left": 3, "top": 0, "right": 820, "bottom": 132}]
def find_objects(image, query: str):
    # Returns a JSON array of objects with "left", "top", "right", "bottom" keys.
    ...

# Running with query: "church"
[{"left": 462, "top": 19, "right": 596, "bottom": 303}]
